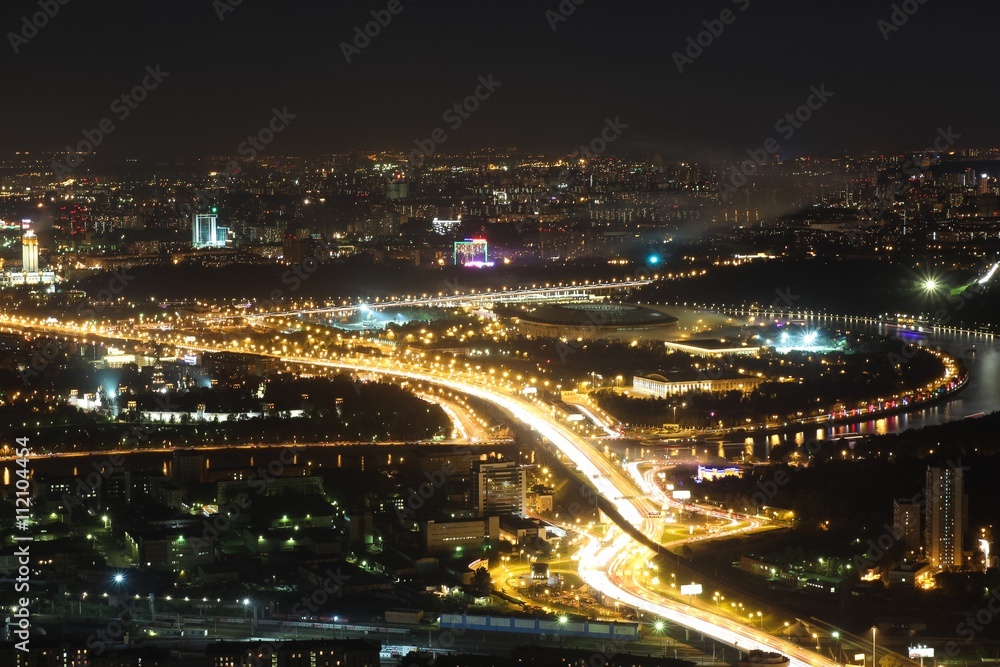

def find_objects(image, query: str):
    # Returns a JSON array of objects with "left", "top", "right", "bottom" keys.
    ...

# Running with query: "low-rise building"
[
  {"left": 125, "top": 528, "right": 213, "bottom": 571},
  {"left": 886, "top": 561, "right": 933, "bottom": 588},
  {"left": 632, "top": 373, "right": 763, "bottom": 398},
  {"left": 424, "top": 516, "right": 500, "bottom": 554}
]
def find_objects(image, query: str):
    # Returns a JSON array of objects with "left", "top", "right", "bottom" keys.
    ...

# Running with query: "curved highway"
[{"left": 9, "top": 304, "right": 984, "bottom": 667}]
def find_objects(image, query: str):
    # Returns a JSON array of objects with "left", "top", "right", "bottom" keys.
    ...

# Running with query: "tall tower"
[
  {"left": 21, "top": 225, "right": 39, "bottom": 274},
  {"left": 925, "top": 466, "right": 967, "bottom": 569}
]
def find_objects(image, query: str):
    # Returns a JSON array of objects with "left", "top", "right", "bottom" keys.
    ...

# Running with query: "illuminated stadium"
[{"left": 507, "top": 302, "right": 678, "bottom": 340}]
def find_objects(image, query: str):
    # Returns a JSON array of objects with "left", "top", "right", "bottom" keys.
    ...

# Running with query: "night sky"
[{"left": 3, "top": 0, "right": 994, "bottom": 161}]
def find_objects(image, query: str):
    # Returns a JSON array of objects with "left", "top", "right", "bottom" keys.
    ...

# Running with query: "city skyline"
[{"left": 5, "top": 2, "right": 1000, "bottom": 665}]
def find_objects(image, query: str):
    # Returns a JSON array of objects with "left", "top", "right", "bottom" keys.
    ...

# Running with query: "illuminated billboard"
[
  {"left": 454, "top": 238, "right": 492, "bottom": 267},
  {"left": 679, "top": 583, "right": 702, "bottom": 596}
]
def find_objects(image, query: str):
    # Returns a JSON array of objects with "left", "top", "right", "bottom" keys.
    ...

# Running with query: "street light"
[{"left": 872, "top": 627, "right": 878, "bottom": 667}]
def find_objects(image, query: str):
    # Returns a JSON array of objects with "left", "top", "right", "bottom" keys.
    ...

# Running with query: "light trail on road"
[{"left": 1, "top": 316, "right": 838, "bottom": 664}]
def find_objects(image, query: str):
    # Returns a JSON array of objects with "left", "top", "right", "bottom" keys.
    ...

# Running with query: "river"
[{"left": 738, "top": 315, "right": 999, "bottom": 456}]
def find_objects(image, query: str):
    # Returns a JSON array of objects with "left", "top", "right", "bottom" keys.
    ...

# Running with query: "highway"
[
  {"left": 265, "top": 353, "right": 839, "bottom": 667},
  {"left": 0, "top": 315, "right": 839, "bottom": 665}
]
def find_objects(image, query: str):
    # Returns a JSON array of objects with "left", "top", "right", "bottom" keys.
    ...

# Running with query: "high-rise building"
[
  {"left": 471, "top": 459, "right": 526, "bottom": 517},
  {"left": 925, "top": 466, "right": 968, "bottom": 569},
  {"left": 192, "top": 210, "right": 227, "bottom": 248},
  {"left": 893, "top": 498, "right": 921, "bottom": 553},
  {"left": 1, "top": 220, "right": 56, "bottom": 286}
]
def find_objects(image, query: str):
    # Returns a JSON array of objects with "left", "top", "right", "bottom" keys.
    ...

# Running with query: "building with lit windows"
[
  {"left": 1, "top": 641, "right": 90, "bottom": 667},
  {"left": 471, "top": 459, "right": 526, "bottom": 517},
  {"left": 424, "top": 516, "right": 499, "bottom": 554},
  {"left": 22, "top": 227, "right": 38, "bottom": 273},
  {"left": 633, "top": 373, "right": 763, "bottom": 398},
  {"left": 192, "top": 209, "right": 228, "bottom": 248},
  {"left": 893, "top": 498, "right": 922, "bottom": 553},
  {"left": 206, "top": 639, "right": 380, "bottom": 667},
  {"left": 925, "top": 466, "right": 968, "bottom": 569},
  {"left": 1, "top": 221, "right": 57, "bottom": 286},
  {"left": 125, "top": 528, "right": 213, "bottom": 570}
]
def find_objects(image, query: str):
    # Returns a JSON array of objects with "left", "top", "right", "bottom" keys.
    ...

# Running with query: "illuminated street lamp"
[{"left": 653, "top": 620, "right": 667, "bottom": 655}]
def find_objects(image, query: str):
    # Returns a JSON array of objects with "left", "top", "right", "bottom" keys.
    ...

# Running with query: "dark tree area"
[
  {"left": 639, "top": 257, "right": 998, "bottom": 329},
  {"left": 0, "top": 376, "right": 450, "bottom": 450}
]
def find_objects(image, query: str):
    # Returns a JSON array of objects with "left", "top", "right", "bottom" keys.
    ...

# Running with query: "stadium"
[{"left": 505, "top": 302, "right": 678, "bottom": 341}]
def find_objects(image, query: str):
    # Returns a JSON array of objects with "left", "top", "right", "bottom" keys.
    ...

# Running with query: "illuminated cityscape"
[{"left": 2, "top": 4, "right": 1000, "bottom": 667}]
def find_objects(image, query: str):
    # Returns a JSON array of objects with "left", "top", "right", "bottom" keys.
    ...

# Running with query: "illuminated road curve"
[
  {"left": 0, "top": 319, "right": 833, "bottom": 664},
  {"left": 265, "top": 354, "right": 838, "bottom": 667}
]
